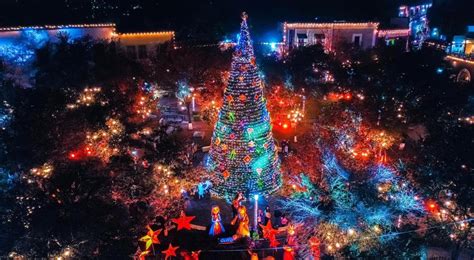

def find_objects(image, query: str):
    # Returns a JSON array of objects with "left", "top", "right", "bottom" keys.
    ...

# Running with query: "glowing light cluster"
[
  {"left": 69, "top": 118, "right": 123, "bottom": 162},
  {"left": 458, "top": 115, "right": 474, "bottom": 125},
  {"left": 29, "top": 162, "right": 54, "bottom": 179},
  {"left": 66, "top": 87, "right": 105, "bottom": 109}
]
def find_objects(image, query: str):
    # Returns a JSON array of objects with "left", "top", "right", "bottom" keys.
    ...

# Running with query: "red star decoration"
[
  {"left": 269, "top": 236, "right": 280, "bottom": 248},
  {"left": 162, "top": 243, "right": 179, "bottom": 260},
  {"left": 259, "top": 220, "right": 278, "bottom": 240},
  {"left": 239, "top": 94, "right": 247, "bottom": 102},
  {"left": 227, "top": 95, "right": 234, "bottom": 103},
  {"left": 171, "top": 214, "right": 195, "bottom": 231}
]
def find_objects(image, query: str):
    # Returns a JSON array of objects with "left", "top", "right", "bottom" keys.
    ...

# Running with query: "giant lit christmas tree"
[{"left": 207, "top": 13, "right": 281, "bottom": 199}]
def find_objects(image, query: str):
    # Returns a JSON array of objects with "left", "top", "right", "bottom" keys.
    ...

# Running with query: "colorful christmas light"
[{"left": 207, "top": 13, "right": 281, "bottom": 199}]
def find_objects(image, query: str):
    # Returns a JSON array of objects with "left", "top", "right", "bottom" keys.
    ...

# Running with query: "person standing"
[
  {"left": 232, "top": 192, "right": 245, "bottom": 217},
  {"left": 231, "top": 206, "right": 250, "bottom": 239},
  {"left": 209, "top": 206, "right": 225, "bottom": 236}
]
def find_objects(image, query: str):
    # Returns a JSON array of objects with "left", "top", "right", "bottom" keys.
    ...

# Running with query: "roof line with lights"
[
  {"left": 284, "top": 21, "right": 380, "bottom": 29},
  {"left": 0, "top": 23, "right": 117, "bottom": 32},
  {"left": 115, "top": 31, "right": 175, "bottom": 37},
  {"left": 0, "top": 23, "right": 175, "bottom": 38}
]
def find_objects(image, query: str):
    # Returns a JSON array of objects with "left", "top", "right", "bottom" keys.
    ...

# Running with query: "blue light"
[
  {"left": 21, "top": 29, "right": 49, "bottom": 47},
  {"left": 254, "top": 194, "right": 259, "bottom": 200},
  {"left": 436, "top": 67, "right": 444, "bottom": 74},
  {"left": 176, "top": 81, "right": 191, "bottom": 101},
  {"left": 269, "top": 42, "right": 277, "bottom": 51}
]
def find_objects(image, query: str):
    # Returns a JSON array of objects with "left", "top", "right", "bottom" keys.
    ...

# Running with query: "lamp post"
[{"left": 254, "top": 194, "right": 259, "bottom": 231}]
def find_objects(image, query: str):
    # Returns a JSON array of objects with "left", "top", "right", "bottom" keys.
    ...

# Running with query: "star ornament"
[
  {"left": 259, "top": 220, "right": 278, "bottom": 240},
  {"left": 243, "top": 155, "right": 252, "bottom": 164},
  {"left": 162, "top": 243, "right": 179, "bottom": 260},
  {"left": 172, "top": 214, "right": 196, "bottom": 231},
  {"left": 139, "top": 226, "right": 162, "bottom": 250},
  {"left": 223, "top": 170, "right": 230, "bottom": 180},
  {"left": 269, "top": 236, "right": 280, "bottom": 248},
  {"left": 139, "top": 250, "right": 150, "bottom": 260}
]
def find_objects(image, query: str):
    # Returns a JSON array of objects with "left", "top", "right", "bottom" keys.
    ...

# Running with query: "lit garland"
[{"left": 207, "top": 13, "right": 281, "bottom": 199}]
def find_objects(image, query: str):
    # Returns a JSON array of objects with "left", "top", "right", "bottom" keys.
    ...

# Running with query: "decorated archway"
[{"left": 456, "top": 68, "right": 472, "bottom": 84}]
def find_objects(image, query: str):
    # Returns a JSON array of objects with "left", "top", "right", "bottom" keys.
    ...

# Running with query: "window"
[
  {"left": 126, "top": 46, "right": 137, "bottom": 59},
  {"left": 314, "top": 33, "right": 325, "bottom": 45},
  {"left": 138, "top": 45, "right": 147, "bottom": 59},
  {"left": 352, "top": 34, "right": 363, "bottom": 46},
  {"left": 288, "top": 29, "right": 295, "bottom": 46},
  {"left": 297, "top": 33, "right": 307, "bottom": 47}
]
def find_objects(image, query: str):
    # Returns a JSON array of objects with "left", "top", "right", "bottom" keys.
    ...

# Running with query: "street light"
[
  {"left": 176, "top": 82, "right": 194, "bottom": 130},
  {"left": 254, "top": 194, "right": 259, "bottom": 231}
]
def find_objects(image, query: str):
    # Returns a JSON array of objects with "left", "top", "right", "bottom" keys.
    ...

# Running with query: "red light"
[
  {"left": 425, "top": 200, "right": 439, "bottom": 213},
  {"left": 283, "top": 123, "right": 289, "bottom": 129},
  {"left": 69, "top": 153, "right": 76, "bottom": 159}
]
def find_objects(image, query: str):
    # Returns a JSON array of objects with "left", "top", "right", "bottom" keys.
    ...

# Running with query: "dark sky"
[{"left": 0, "top": 0, "right": 471, "bottom": 41}]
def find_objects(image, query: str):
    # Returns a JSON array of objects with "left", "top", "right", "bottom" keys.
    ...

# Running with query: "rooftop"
[
  {"left": 284, "top": 21, "right": 379, "bottom": 29},
  {"left": 0, "top": 23, "right": 116, "bottom": 32}
]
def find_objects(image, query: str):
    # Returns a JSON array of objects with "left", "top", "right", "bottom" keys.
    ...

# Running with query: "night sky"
[{"left": 0, "top": 0, "right": 472, "bottom": 40}]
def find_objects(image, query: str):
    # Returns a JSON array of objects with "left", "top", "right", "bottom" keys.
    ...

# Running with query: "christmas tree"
[{"left": 207, "top": 13, "right": 281, "bottom": 199}]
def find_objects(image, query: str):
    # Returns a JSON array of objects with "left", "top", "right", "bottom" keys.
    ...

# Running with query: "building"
[
  {"left": 445, "top": 25, "right": 474, "bottom": 85},
  {"left": 378, "top": 28, "right": 411, "bottom": 49},
  {"left": 283, "top": 22, "right": 379, "bottom": 52},
  {"left": 0, "top": 23, "right": 174, "bottom": 64},
  {"left": 447, "top": 26, "right": 474, "bottom": 58},
  {"left": 117, "top": 31, "right": 175, "bottom": 59},
  {"left": 282, "top": 21, "right": 411, "bottom": 53},
  {"left": 398, "top": 1, "right": 432, "bottom": 48},
  {"left": 378, "top": 18, "right": 411, "bottom": 50}
]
